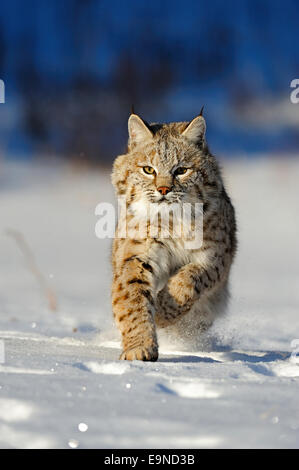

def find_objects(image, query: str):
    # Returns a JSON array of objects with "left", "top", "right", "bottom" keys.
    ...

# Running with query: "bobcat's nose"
[{"left": 157, "top": 186, "right": 172, "bottom": 196}]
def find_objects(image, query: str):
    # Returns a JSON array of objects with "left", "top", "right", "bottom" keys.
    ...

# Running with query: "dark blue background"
[{"left": 0, "top": 0, "right": 298, "bottom": 161}]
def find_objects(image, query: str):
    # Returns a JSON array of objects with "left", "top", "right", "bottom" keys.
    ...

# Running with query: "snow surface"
[{"left": 0, "top": 156, "right": 299, "bottom": 449}]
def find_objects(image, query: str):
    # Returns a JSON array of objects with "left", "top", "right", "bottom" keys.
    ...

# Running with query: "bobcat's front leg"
[
  {"left": 112, "top": 240, "right": 158, "bottom": 361},
  {"left": 156, "top": 261, "right": 227, "bottom": 327}
]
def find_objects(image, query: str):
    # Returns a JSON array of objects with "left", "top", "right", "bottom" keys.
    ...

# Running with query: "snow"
[{"left": 0, "top": 156, "right": 299, "bottom": 449}]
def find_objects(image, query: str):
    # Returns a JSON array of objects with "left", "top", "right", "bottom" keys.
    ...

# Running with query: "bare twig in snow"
[{"left": 5, "top": 228, "right": 58, "bottom": 312}]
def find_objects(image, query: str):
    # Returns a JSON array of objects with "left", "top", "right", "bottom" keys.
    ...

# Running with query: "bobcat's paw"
[
  {"left": 168, "top": 271, "right": 195, "bottom": 306},
  {"left": 120, "top": 345, "right": 158, "bottom": 362}
]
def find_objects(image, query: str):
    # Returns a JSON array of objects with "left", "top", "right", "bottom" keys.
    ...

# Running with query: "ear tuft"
[
  {"left": 128, "top": 114, "right": 153, "bottom": 145},
  {"left": 182, "top": 115, "right": 206, "bottom": 144}
]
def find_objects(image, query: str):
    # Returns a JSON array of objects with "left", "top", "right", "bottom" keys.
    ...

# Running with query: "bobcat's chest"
[{"left": 149, "top": 236, "right": 208, "bottom": 293}]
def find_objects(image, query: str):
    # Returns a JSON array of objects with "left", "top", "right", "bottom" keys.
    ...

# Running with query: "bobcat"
[{"left": 111, "top": 112, "right": 237, "bottom": 361}]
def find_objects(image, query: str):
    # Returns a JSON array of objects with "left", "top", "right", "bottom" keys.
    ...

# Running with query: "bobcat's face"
[
  {"left": 111, "top": 113, "right": 217, "bottom": 209},
  {"left": 131, "top": 143, "right": 201, "bottom": 204}
]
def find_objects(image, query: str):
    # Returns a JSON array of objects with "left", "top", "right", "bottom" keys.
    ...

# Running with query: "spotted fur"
[{"left": 111, "top": 113, "right": 237, "bottom": 361}]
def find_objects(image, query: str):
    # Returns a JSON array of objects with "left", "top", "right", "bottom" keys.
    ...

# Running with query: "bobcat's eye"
[
  {"left": 174, "top": 167, "right": 188, "bottom": 176},
  {"left": 143, "top": 166, "right": 155, "bottom": 175}
]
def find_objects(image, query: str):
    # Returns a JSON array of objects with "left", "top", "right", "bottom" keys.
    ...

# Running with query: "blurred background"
[
  {"left": 0, "top": 0, "right": 298, "bottom": 163},
  {"left": 1, "top": 1, "right": 299, "bottom": 449}
]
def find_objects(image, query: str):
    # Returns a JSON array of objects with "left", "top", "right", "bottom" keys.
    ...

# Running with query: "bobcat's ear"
[
  {"left": 128, "top": 114, "right": 153, "bottom": 145},
  {"left": 182, "top": 115, "right": 206, "bottom": 144}
]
